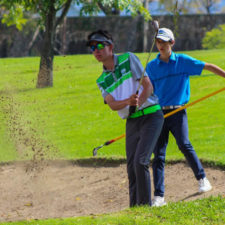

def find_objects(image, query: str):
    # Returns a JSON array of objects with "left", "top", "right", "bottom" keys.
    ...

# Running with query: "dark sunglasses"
[{"left": 90, "top": 43, "right": 107, "bottom": 52}]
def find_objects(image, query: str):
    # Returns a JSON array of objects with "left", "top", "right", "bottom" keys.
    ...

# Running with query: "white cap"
[{"left": 156, "top": 28, "right": 174, "bottom": 42}]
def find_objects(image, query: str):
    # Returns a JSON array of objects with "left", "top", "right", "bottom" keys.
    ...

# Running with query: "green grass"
[
  {"left": 0, "top": 49, "right": 224, "bottom": 163},
  {"left": 0, "top": 49, "right": 225, "bottom": 224},
  {"left": 1, "top": 196, "right": 225, "bottom": 225},
  {"left": 0, "top": 55, "right": 126, "bottom": 160}
]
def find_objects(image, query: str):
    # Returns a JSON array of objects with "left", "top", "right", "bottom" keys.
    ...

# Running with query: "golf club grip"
[
  {"left": 129, "top": 105, "right": 136, "bottom": 115},
  {"left": 105, "top": 140, "right": 115, "bottom": 145},
  {"left": 129, "top": 90, "right": 139, "bottom": 116}
]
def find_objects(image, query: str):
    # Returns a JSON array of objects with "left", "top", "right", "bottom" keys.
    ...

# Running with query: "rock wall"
[{"left": 0, "top": 14, "right": 225, "bottom": 57}]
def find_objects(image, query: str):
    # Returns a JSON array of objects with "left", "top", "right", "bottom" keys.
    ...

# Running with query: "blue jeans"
[
  {"left": 153, "top": 109, "right": 206, "bottom": 197},
  {"left": 126, "top": 110, "right": 164, "bottom": 207}
]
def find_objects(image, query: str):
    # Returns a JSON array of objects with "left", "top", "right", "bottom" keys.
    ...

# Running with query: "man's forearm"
[
  {"left": 105, "top": 94, "right": 138, "bottom": 111},
  {"left": 138, "top": 88, "right": 151, "bottom": 106},
  {"left": 204, "top": 63, "right": 225, "bottom": 78},
  {"left": 106, "top": 98, "right": 130, "bottom": 111},
  {"left": 138, "top": 77, "right": 153, "bottom": 107}
]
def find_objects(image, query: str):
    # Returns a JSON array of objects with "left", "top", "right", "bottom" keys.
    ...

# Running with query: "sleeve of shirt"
[
  {"left": 146, "top": 61, "right": 156, "bottom": 91},
  {"left": 181, "top": 54, "right": 205, "bottom": 76},
  {"left": 146, "top": 61, "right": 153, "bottom": 79},
  {"left": 129, "top": 52, "right": 147, "bottom": 80},
  {"left": 97, "top": 82, "right": 109, "bottom": 99}
]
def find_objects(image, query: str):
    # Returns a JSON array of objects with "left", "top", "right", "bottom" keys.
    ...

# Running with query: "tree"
[
  {"left": 188, "top": 0, "right": 223, "bottom": 14},
  {"left": 157, "top": 0, "right": 224, "bottom": 14},
  {"left": 143, "top": 0, "right": 150, "bottom": 52},
  {"left": 202, "top": 24, "right": 225, "bottom": 49},
  {"left": 1, "top": 0, "right": 151, "bottom": 88},
  {"left": 81, "top": 1, "right": 121, "bottom": 15}
]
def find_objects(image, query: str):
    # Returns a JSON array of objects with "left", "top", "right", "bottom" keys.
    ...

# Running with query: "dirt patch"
[{"left": 0, "top": 160, "right": 224, "bottom": 222}]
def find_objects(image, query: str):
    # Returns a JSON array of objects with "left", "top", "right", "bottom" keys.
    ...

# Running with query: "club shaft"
[{"left": 137, "top": 32, "right": 157, "bottom": 93}]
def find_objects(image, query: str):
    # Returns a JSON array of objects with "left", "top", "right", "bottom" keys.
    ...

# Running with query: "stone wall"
[{"left": 0, "top": 14, "right": 225, "bottom": 57}]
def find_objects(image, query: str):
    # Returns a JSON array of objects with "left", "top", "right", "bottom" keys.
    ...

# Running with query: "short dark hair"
[{"left": 87, "top": 29, "right": 113, "bottom": 44}]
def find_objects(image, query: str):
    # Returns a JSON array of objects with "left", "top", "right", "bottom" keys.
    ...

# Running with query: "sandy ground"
[{"left": 0, "top": 160, "right": 224, "bottom": 222}]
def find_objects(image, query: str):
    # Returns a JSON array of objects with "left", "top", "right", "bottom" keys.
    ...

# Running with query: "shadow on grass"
[{"left": 1, "top": 158, "right": 224, "bottom": 170}]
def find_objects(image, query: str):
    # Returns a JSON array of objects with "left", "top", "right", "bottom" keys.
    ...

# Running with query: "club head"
[
  {"left": 152, "top": 20, "right": 159, "bottom": 32},
  {"left": 93, "top": 148, "right": 98, "bottom": 156},
  {"left": 92, "top": 145, "right": 103, "bottom": 156}
]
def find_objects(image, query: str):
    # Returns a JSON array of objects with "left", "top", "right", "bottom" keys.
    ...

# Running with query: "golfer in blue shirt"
[{"left": 146, "top": 27, "right": 225, "bottom": 206}]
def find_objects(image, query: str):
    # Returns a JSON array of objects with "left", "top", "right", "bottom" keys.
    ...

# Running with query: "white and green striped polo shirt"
[{"left": 97, "top": 52, "right": 159, "bottom": 119}]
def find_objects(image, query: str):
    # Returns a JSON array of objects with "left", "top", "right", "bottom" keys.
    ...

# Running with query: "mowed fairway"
[{"left": 0, "top": 49, "right": 225, "bottom": 224}]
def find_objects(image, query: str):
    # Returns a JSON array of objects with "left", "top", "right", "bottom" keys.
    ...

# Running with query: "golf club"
[
  {"left": 93, "top": 86, "right": 225, "bottom": 156},
  {"left": 93, "top": 134, "right": 125, "bottom": 156},
  {"left": 129, "top": 20, "right": 159, "bottom": 116}
]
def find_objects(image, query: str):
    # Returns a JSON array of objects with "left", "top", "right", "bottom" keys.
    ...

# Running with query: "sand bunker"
[{"left": 0, "top": 160, "right": 224, "bottom": 222}]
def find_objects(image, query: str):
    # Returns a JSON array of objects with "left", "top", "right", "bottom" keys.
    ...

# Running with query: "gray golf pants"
[{"left": 126, "top": 110, "right": 164, "bottom": 207}]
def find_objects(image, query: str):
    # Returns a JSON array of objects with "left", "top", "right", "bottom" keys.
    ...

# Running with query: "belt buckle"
[{"left": 162, "top": 106, "right": 177, "bottom": 110}]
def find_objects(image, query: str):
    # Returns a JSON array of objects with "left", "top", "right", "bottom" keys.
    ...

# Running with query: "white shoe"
[
  {"left": 198, "top": 177, "right": 212, "bottom": 193},
  {"left": 152, "top": 196, "right": 167, "bottom": 207}
]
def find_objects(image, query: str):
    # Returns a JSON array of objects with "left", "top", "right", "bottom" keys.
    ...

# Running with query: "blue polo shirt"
[{"left": 146, "top": 52, "right": 205, "bottom": 107}]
